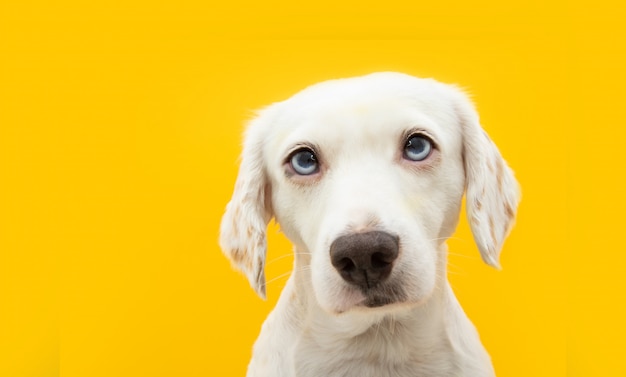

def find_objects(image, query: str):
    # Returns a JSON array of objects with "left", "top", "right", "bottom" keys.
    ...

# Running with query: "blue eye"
[
  {"left": 290, "top": 148, "right": 319, "bottom": 175},
  {"left": 404, "top": 134, "right": 432, "bottom": 161}
]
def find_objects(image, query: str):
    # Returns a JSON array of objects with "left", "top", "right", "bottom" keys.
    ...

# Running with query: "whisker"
[
  {"left": 446, "top": 252, "right": 480, "bottom": 260},
  {"left": 446, "top": 270, "right": 467, "bottom": 278},
  {"left": 262, "top": 270, "right": 294, "bottom": 287},
  {"left": 447, "top": 236, "right": 471, "bottom": 242},
  {"left": 446, "top": 266, "right": 468, "bottom": 277},
  {"left": 265, "top": 252, "right": 311, "bottom": 266},
  {"left": 428, "top": 236, "right": 471, "bottom": 243},
  {"left": 262, "top": 266, "right": 312, "bottom": 287}
]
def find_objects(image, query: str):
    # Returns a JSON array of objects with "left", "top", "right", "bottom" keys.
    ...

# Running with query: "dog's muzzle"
[{"left": 330, "top": 231, "right": 399, "bottom": 290}]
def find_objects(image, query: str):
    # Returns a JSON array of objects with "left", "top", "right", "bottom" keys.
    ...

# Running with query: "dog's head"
[{"left": 220, "top": 72, "right": 520, "bottom": 313}]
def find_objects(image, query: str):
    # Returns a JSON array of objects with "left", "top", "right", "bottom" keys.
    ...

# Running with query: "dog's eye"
[
  {"left": 404, "top": 134, "right": 432, "bottom": 161},
  {"left": 290, "top": 148, "right": 319, "bottom": 175}
]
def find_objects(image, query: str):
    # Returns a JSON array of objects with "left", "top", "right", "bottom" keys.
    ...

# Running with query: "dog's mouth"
[{"left": 348, "top": 283, "right": 408, "bottom": 310}]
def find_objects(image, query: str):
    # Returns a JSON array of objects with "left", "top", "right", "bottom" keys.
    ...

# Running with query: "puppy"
[{"left": 220, "top": 72, "right": 519, "bottom": 376}]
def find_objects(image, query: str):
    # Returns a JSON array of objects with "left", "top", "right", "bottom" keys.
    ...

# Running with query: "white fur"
[{"left": 220, "top": 72, "right": 520, "bottom": 376}]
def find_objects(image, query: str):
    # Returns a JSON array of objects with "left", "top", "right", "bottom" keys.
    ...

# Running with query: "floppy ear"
[
  {"left": 457, "top": 94, "right": 520, "bottom": 268},
  {"left": 219, "top": 111, "right": 274, "bottom": 298}
]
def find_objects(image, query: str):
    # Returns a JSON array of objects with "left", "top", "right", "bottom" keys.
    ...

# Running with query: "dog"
[{"left": 219, "top": 72, "right": 520, "bottom": 376}]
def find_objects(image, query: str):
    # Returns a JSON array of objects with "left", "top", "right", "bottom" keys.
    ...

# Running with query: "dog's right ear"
[
  {"left": 219, "top": 109, "right": 276, "bottom": 299},
  {"left": 453, "top": 90, "right": 521, "bottom": 269}
]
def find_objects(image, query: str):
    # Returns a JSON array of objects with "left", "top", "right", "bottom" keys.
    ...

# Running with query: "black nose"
[{"left": 329, "top": 231, "right": 399, "bottom": 290}]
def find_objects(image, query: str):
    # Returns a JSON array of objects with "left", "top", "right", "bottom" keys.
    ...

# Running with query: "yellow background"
[{"left": 1, "top": 1, "right": 624, "bottom": 376}]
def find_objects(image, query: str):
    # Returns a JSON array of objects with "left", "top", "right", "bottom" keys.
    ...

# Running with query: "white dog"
[{"left": 220, "top": 72, "right": 519, "bottom": 377}]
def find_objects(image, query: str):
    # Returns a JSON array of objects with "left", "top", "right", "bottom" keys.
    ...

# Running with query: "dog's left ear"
[
  {"left": 219, "top": 109, "right": 275, "bottom": 299},
  {"left": 455, "top": 91, "right": 521, "bottom": 268}
]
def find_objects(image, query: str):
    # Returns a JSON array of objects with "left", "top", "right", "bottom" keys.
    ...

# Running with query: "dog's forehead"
[
  {"left": 283, "top": 73, "right": 454, "bottom": 120},
  {"left": 266, "top": 73, "right": 461, "bottom": 153}
]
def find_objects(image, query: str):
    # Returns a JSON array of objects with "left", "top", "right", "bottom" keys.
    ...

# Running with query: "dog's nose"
[{"left": 330, "top": 231, "right": 399, "bottom": 290}]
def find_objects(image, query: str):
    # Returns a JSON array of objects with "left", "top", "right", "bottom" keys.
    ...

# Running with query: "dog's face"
[
  {"left": 220, "top": 72, "right": 519, "bottom": 315},
  {"left": 263, "top": 85, "right": 467, "bottom": 314}
]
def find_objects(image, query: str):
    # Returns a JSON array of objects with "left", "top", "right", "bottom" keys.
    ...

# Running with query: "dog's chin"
[{"left": 362, "top": 295, "right": 398, "bottom": 308}]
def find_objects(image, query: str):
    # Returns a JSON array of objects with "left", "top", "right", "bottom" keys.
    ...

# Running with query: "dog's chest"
[{"left": 293, "top": 358, "right": 457, "bottom": 377}]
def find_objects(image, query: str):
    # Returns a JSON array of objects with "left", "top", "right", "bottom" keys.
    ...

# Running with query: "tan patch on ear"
[
  {"left": 487, "top": 159, "right": 495, "bottom": 173},
  {"left": 245, "top": 256, "right": 254, "bottom": 274},
  {"left": 474, "top": 197, "right": 482, "bottom": 211},
  {"left": 488, "top": 216, "right": 497, "bottom": 248},
  {"left": 231, "top": 206, "right": 242, "bottom": 235},
  {"left": 496, "top": 157, "right": 504, "bottom": 192},
  {"left": 229, "top": 248, "right": 245, "bottom": 265},
  {"left": 504, "top": 202, "right": 515, "bottom": 220}
]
